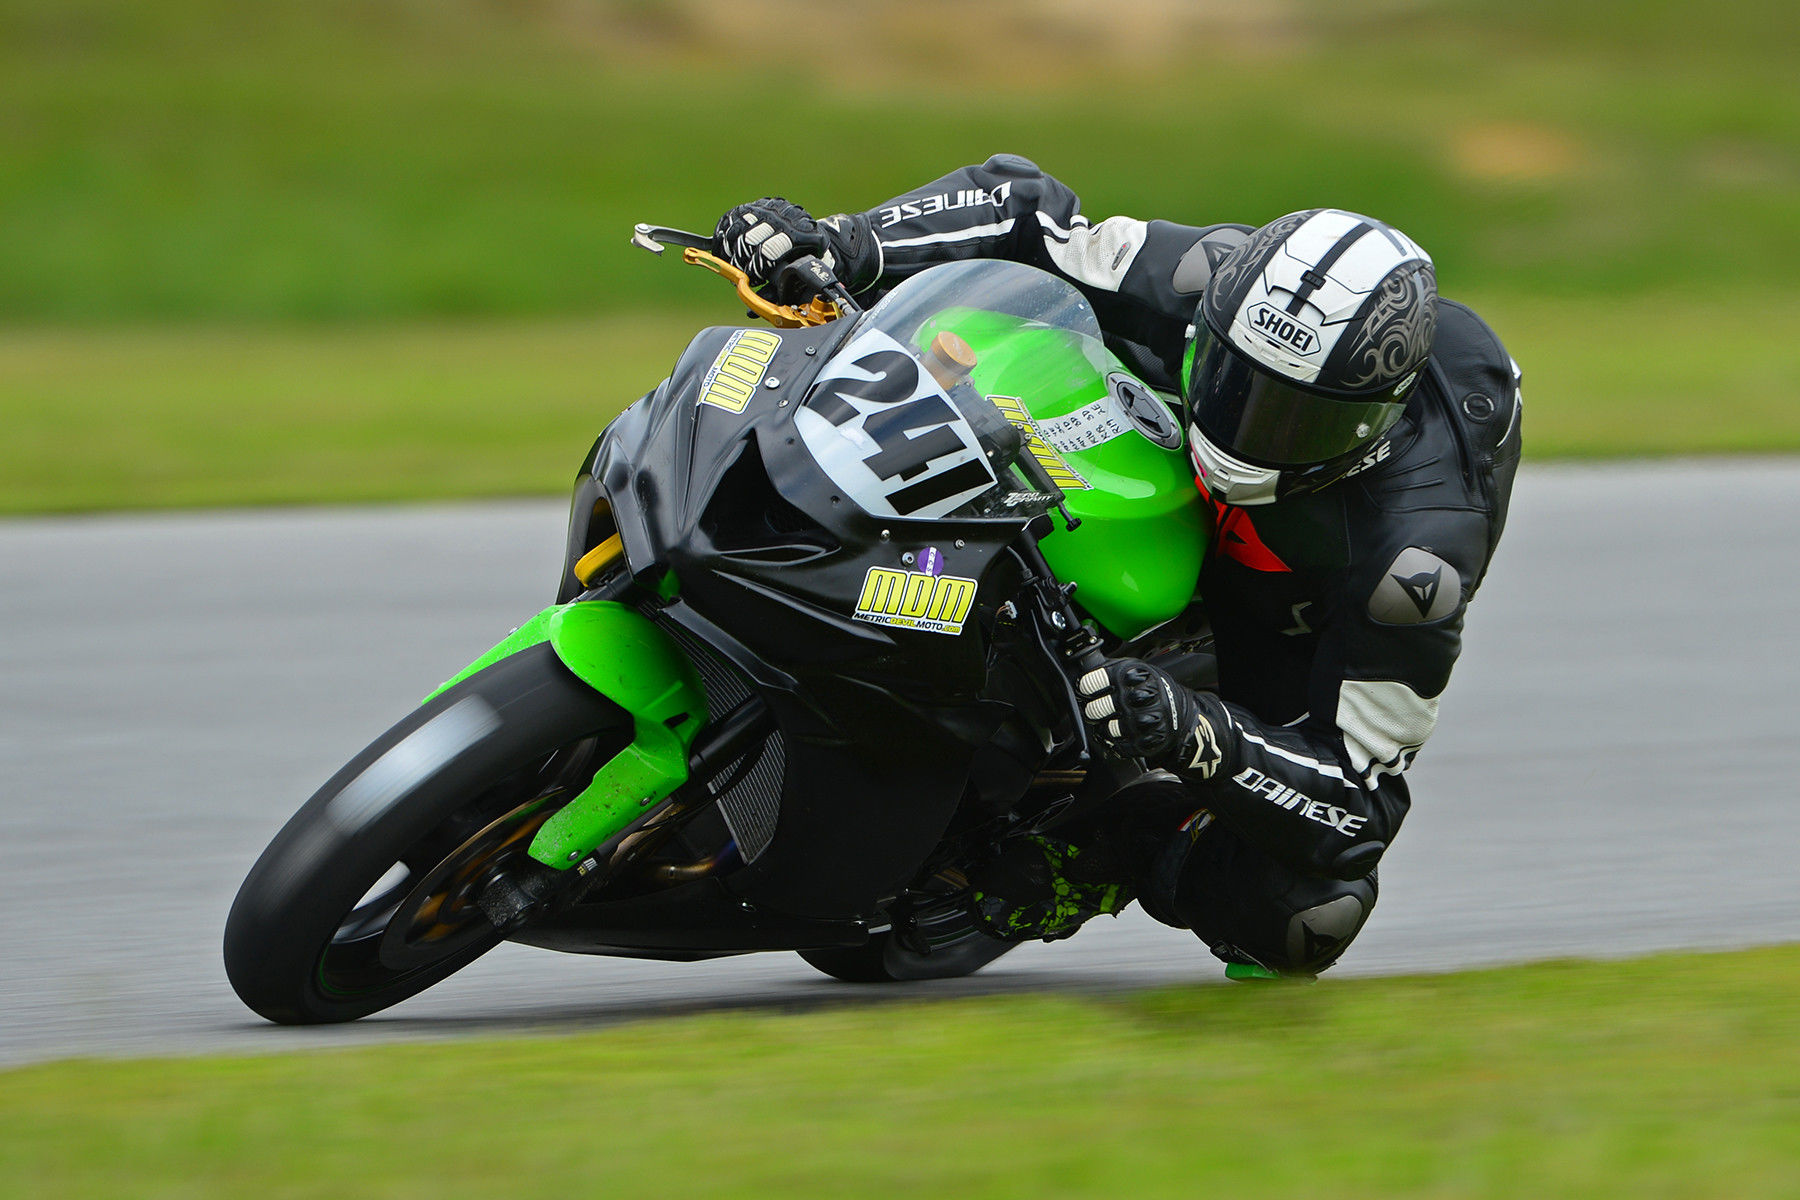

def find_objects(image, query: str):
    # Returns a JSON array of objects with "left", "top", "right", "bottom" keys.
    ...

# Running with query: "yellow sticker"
[
  {"left": 988, "top": 395, "right": 1091, "bottom": 490},
  {"left": 854, "top": 566, "right": 978, "bottom": 636},
  {"left": 698, "top": 329, "right": 782, "bottom": 414}
]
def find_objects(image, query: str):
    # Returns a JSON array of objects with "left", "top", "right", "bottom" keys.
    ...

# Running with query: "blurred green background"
[{"left": 2, "top": 0, "right": 1797, "bottom": 511}]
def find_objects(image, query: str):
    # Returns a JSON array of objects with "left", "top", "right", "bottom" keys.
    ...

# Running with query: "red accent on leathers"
[{"left": 1202, "top": 491, "right": 1292, "bottom": 574}]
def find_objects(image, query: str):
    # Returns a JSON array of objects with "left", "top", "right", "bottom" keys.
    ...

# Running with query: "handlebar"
[{"left": 631, "top": 222, "right": 860, "bottom": 329}]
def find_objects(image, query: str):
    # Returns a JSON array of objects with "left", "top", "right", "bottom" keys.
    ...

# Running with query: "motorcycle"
[{"left": 224, "top": 229, "right": 1209, "bottom": 1024}]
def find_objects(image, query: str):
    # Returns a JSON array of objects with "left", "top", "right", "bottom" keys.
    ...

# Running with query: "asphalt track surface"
[{"left": 4, "top": 461, "right": 1798, "bottom": 1066}]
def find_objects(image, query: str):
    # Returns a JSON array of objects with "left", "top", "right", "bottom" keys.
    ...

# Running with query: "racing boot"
[{"left": 966, "top": 835, "right": 1131, "bottom": 943}]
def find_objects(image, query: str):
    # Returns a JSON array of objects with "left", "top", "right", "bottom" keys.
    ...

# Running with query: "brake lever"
[{"left": 631, "top": 223, "right": 714, "bottom": 255}]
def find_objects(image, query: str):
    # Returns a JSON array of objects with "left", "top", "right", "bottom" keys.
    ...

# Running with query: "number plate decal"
[{"left": 795, "top": 328, "right": 997, "bottom": 520}]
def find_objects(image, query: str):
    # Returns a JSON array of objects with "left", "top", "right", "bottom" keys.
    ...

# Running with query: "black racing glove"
[
  {"left": 714, "top": 198, "right": 881, "bottom": 298},
  {"left": 1077, "top": 657, "right": 1227, "bottom": 778}
]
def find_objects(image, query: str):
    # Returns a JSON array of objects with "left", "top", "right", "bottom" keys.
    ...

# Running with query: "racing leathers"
[{"left": 736, "top": 155, "right": 1522, "bottom": 973}]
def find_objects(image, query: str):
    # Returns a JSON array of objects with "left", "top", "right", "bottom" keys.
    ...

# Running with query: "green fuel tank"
[{"left": 921, "top": 309, "right": 1208, "bottom": 640}]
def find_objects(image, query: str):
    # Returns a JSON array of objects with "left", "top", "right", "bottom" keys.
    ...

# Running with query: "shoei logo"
[
  {"left": 697, "top": 329, "right": 782, "bottom": 414},
  {"left": 1247, "top": 304, "right": 1320, "bottom": 356},
  {"left": 854, "top": 566, "right": 978, "bottom": 636},
  {"left": 1232, "top": 767, "right": 1367, "bottom": 837}
]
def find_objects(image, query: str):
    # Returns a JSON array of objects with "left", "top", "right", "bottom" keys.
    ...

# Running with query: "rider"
[{"left": 712, "top": 155, "right": 1522, "bottom": 978}]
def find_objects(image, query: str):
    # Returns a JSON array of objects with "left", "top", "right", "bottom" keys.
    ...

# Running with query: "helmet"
[{"left": 1183, "top": 209, "right": 1438, "bottom": 505}]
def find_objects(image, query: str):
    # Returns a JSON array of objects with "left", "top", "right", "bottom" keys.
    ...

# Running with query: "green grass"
[
  {"left": 2, "top": 0, "right": 1796, "bottom": 512},
  {"left": 1, "top": 0, "right": 1796, "bottom": 321},
  {"left": 0, "top": 315, "right": 689, "bottom": 511},
  {"left": 1475, "top": 291, "right": 1800, "bottom": 458},
  {"left": 5, "top": 290, "right": 1796, "bottom": 514},
  {"left": 3, "top": 945, "right": 1797, "bottom": 1198}
]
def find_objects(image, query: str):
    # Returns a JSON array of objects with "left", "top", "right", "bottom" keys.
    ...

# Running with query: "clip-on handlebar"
[{"left": 630, "top": 223, "right": 860, "bottom": 328}]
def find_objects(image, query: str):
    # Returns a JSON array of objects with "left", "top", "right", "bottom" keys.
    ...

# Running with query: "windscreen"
[{"left": 794, "top": 261, "right": 1107, "bottom": 522}]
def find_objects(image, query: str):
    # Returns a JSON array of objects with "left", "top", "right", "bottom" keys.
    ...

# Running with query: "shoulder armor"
[
  {"left": 1430, "top": 299, "right": 1522, "bottom": 473},
  {"left": 982, "top": 153, "right": 1043, "bottom": 177},
  {"left": 1170, "top": 224, "right": 1255, "bottom": 296}
]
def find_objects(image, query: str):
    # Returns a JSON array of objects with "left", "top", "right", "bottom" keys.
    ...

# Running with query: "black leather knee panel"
[{"left": 1167, "top": 822, "right": 1378, "bottom": 975}]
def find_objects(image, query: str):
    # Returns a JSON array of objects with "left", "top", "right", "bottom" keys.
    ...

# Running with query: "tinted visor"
[{"left": 1186, "top": 324, "right": 1408, "bottom": 468}]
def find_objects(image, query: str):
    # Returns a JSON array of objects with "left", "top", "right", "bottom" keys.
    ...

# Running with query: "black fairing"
[{"left": 576, "top": 320, "right": 1044, "bottom": 921}]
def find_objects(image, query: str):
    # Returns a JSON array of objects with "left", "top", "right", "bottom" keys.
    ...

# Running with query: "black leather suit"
[{"left": 848, "top": 155, "right": 1522, "bottom": 972}]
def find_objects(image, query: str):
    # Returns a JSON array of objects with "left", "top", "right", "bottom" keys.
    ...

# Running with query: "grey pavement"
[{"left": 2, "top": 460, "right": 1797, "bottom": 1066}]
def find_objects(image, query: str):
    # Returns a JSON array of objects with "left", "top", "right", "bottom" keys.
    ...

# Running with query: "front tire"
[{"left": 224, "top": 645, "right": 631, "bottom": 1025}]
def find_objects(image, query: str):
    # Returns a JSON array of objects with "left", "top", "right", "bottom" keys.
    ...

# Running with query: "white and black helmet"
[{"left": 1184, "top": 209, "right": 1438, "bottom": 505}]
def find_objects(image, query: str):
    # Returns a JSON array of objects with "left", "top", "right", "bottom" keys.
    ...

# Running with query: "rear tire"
[{"left": 224, "top": 645, "right": 631, "bottom": 1025}]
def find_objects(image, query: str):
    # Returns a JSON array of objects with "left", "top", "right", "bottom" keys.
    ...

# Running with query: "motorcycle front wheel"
[{"left": 224, "top": 644, "right": 631, "bottom": 1025}]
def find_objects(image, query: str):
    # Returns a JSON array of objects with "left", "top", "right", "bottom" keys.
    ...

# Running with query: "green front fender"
[{"left": 427, "top": 601, "right": 709, "bottom": 870}]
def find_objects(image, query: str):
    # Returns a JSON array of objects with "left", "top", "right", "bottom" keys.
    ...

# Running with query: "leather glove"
[
  {"left": 714, "top": 198, "right": 880, "bottom": 298},
  {"left": 1077, "top": 657, "right": 1226, "bottom": 778}
]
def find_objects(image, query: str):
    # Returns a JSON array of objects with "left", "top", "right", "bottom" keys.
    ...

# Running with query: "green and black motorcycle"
[{"left": 224, "top": 233, "right": 1210, "bottom": 1024}]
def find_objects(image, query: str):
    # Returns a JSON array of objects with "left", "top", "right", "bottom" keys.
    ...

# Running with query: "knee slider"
[{"left": 1280, "top": 876, "right": 1377, "bottom": 974}]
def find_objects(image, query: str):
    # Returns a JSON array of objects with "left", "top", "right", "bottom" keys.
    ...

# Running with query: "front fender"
[{"left": 428, "top": 601, "right": 709, "bottom": 869}]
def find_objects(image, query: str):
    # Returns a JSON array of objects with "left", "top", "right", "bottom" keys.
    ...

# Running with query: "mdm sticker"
[
  {"left": 698, "top": 329, "right": 782, "bottom": 414},
  {"left": 853, "top": 566, "right": 978, "bottom": 636}
]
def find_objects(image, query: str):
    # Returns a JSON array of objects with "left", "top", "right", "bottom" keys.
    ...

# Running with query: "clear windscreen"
[{"left": 794, "top": 261, "right": 1107, "bottom": 522}]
